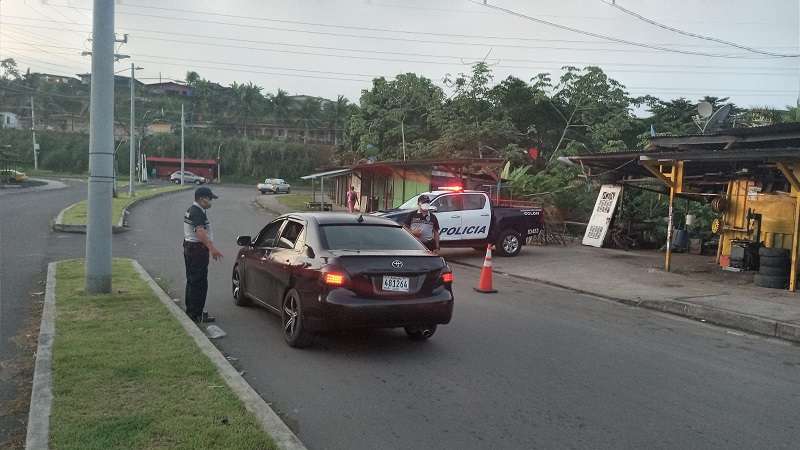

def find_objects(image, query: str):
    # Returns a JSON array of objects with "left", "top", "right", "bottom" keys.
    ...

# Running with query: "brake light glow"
[
  {"left": 438, "top": 186, "right": 463, "bottom": 192},
  {"left": 441, "top": 272, "right": 454, "bottom": 283},
  {"left": 324, "top": 273, "right": 346, "bottom": 286}
]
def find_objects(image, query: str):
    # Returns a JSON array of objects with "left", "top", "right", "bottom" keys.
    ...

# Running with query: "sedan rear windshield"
[{"left": 320, "top": 225, "right": 426, "bottom": 251}]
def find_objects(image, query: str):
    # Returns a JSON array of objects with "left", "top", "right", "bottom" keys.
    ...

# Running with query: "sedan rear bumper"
[{"left": 304, "top": 288, "right": 454, "bottom": 331}]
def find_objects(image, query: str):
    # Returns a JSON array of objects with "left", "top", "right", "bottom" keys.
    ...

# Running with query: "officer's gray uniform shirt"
[{"left": 184, "top": 202, "right": 213, "bottom": 242}]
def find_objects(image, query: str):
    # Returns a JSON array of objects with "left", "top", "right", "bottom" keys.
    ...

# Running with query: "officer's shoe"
[{"left": 201, "top": 311, "right": 216, "bottom": 323}]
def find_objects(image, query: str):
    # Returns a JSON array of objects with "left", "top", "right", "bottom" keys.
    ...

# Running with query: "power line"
[
  {"left": 0, "top": 28, "right": 87, "bottom": 66},
  {"left": 9, "top": 44, "right": 798, "bottom": 98},
  {"left": 362, "top": 0, "right": 780, "bottom": 26},
  {"left": 2, "top": 18, "right": 797, "bottom": 75},
  {"left": 73, "top": 2, "right": 799, "bottom": 51},
  {"left": 471, "top": 1, "right": 796, "bottom": 59},
  {"left": 2, "top": 48, "right": 85, "bottom": 74},
  {"left": 600, "top": 0, "right": 800, "bottom": 57},
  {"left": 4, "top": 39, "right": 795, "bottom": 87},
  {"left": 9, "top": 7, "right": 779, "bottom": 59}
]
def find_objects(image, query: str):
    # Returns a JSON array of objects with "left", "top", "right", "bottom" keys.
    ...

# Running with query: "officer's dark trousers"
[{"left": 183, "top": 241, "right": 209, "bottom": 321}]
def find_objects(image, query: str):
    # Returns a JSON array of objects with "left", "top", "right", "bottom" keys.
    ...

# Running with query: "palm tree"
[
  {"left": 323, "top": 95, "right": 350, "bottom": 145},
  {"left": 231, "top": 81, "right": 264, "bottom": 138},
  {"left": 271, "top": 89, "right": 291, "bottom": 124},
  {"left": 298, "top": 97, "right": 322, "bottom": 144}
]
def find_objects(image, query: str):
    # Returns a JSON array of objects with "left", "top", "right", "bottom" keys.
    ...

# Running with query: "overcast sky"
[{"left": 1, "top": 0, "right": 798, "bottom": 112}]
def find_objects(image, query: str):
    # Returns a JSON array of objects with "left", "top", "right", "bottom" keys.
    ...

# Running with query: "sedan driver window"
[
  {"left": 278, "top": 221, "right": 304, "bottom": 249},
  {"left": 254, "top": 220, "right": 284, "bottom": 248}
]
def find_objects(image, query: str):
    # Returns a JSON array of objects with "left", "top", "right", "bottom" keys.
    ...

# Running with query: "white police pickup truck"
[{"left": 374, "top": 188, "right": 543, "bottom": 257}]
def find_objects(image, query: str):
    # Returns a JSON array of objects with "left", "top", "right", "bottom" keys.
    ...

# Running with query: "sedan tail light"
[
  {"left": 324, "top": 272, "right": 346, "bottom": 286},
  {"left": 441, "top": 271, "right": 454, "bottom": 284}
]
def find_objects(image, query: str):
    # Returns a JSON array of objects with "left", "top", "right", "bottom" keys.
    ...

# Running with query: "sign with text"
[{"left": 583, "top": 184, "right": 623, "bottom": 248}]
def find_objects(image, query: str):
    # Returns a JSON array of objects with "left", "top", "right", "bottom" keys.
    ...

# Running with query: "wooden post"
[
  {"left": 664, "top": 162, "right": 683, "bottom": 272},
  {"left": 716, "top": 182, "right": 731, "bottom": 265},
  {"left": 666, "top": 175, "right": 675, "bottom": 272},
  {"left": 790, "top": 196, "right": 800, "bottom": 292}
]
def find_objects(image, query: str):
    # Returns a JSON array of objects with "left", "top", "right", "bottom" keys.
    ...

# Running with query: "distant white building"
[{"left": 0, "top": 112, "right": 20, "bottom": 129}]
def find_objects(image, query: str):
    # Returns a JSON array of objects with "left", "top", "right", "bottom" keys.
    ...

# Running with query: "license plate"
[{"left": 382, "top": 276, "right": 410, "bottom": 292}]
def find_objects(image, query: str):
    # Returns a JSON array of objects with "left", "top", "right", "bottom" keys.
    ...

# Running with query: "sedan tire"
[
  {"left": 232, "top": 266, "right": 251, "bottom": 306},
  {"left": 282, "top": 289, "right": 314, "bottom": 348},
  {"left": 405, "top": 325, "right": 437, "bottom": 341}
]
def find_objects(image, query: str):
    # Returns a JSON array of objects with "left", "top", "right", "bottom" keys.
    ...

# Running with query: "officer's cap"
[{"left": 195, "top": 186, "right": 219, "bottom": 200}]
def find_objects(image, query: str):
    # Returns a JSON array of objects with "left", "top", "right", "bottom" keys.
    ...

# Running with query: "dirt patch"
[{"left": 0, "top": 293, "right": 43, "bottom": 450}]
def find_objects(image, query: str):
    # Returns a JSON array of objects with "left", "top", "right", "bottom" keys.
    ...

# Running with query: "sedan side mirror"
[
  {"left": 237, "top": 235, "right": 252, "bottom": 246},
  {"left": 305, "top": 245, "right": 316, "bottom": 259},
  {"left": 427, "top": 206, "right": 438, "bottom": 212}
]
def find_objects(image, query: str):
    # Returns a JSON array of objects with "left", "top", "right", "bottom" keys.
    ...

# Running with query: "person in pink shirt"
[{"left": 347, "top": 185, "right": 359, "bottom": 213}]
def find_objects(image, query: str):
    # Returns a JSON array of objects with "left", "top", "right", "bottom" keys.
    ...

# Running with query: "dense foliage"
[{"left": 1, "top": 57, "right": 796, "bottom": 222}]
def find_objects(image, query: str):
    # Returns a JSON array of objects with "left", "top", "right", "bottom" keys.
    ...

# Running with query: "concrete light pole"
[
  {"left": 85, "top": 0, "right": 115, "bottom": 294},
  {"left": 180, "top": 103, "right": 185, "bottom": 185},
  {"left": 129, "top": 63, "right": 142, "bottom": 197}
]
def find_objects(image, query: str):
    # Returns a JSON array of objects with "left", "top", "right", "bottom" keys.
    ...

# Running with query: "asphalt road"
[
  {"left": 121, "top": 185, "right": 800, "bottom": 450},
  {"left": 0, "top": 179, "right": 87, "bottom": 447}
]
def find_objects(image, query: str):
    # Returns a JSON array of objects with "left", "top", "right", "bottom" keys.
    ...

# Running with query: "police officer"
[
  {"left": 404, "top": 194, "right": 440, "bottom": 252},
  {"left": 183, "top": 186, "right": 223, "bottom": 323}
]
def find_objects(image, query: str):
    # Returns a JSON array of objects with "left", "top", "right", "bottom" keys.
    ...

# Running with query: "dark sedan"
[{"left": 233, "top": 213, "right": 454, "bottom": 348}]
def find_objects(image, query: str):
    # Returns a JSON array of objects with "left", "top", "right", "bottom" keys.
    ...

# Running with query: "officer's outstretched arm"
[{"left": 196, "top": 227, "right": 223, "bottom": 260}]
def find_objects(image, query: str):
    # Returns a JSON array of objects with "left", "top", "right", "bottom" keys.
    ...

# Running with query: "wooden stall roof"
[{"left": 563, "top": 124, "right": 800, "bottom": 182}]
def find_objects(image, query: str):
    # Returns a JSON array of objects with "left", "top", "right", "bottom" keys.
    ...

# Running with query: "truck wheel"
[{"left": 495, "top": 229, "right": 522, "bottom": 257}]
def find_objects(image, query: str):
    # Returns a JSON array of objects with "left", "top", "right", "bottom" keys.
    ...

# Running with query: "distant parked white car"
[
  {"left": 257, "top": 178, "right": 291, "bottom": 194},
  {"left": 170, "top": 170, "right": 207, "bottom": 185}
]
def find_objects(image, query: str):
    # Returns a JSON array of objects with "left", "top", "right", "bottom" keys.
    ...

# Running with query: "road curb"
[
  {"left": 25, "top": 262, "right": 57, "bottom": 450},
  {"left": 131, "top": 260, "right": 307, "bottom": 450},
  {"left": 449, "top": 259, "right": 800, "bottom": 345},
  {"left": 52, "top": 187, "right": 189, "bottom": 234}
]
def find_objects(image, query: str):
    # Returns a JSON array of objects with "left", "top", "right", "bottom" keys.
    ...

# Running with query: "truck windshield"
[{"left": 399, "top": 194, "right": 440, "bottom": 210}]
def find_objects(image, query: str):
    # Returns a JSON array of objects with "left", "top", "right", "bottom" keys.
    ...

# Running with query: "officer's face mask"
[{"left": 420, "top": 203, "right": 431, "bottom": 212}]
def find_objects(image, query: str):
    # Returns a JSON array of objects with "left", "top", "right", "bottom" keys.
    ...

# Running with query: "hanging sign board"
[{"left": 583, "top": 184, "right": 623, "bottom": 248}]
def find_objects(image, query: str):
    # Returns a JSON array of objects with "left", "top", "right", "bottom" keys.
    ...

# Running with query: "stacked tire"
[{"left": 755, "top": 247, "right": 790, "bottom": 289}]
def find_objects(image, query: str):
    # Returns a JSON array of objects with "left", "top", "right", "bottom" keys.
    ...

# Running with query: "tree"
[
  {"left": 431, "top": 63, "right": 520, "bottom": 158},
  {"left": 0, "top": 58, "right": 20, "bottom": 80},
  {"left": 185, "top": 71, "right": 201, "bottom": 87},
  {"left": 297, "top": 97, "right": 322, "bottom": 144},
  {"left": 270, "top": 89, "right": 292, "bottom": 124},
  {"left": 345, "top": 73, "right": 443, "bottom": 161},
  {"left": 230, "top": 81, "right": 264, "bottom": 138},
  {"left": 543, "top": 66, "right": 639, "bottom": 165},
  {"left": 322, "top": 95, "right": 353, "bottom": 146}
]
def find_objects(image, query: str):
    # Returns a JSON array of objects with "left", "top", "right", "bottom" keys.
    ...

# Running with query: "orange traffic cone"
[{"left": 474, "top": 244, "right": 498, "bottom": 294}]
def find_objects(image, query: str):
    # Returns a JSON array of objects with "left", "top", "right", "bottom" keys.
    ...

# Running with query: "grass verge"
[
  {"left": 275, "top": 193, "right": 313, "bottom": 211},
  {"left": 61, "top": 185, "right": 187, "bottom": 226},
  {"left": 50, "top": 259, "right": 276, "bottom": 450}
]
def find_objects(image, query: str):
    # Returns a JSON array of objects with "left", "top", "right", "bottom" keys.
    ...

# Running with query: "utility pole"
[
  {"left": 217, "top": 143, "right": 222, "bottom": 183},
  {"left": 85, "top": 0, "right": 115, "bottom": 294},
  {"left": 180, "top": 103, "right": 185, "bottom": 185},
  {"left": 400, "top": 118, "right": 407, "bottom": 162},
  {"left": 129, "top": 63, "right": 141, "bottom": 197},
  {"left": 30, "top": 96, "right": 38, "bottom": 170}
]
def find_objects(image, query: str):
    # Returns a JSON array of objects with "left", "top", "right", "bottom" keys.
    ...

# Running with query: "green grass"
[
  {"left": 61, "top": 185, "right": 188, "bottom": 226},
  {"left": 276, "top": 193, "right": 313, "bottom": 210},
  {"left": 24, "top": 168, "right": 87, "bottom": 178},
  {"left": 50, "top": 259, "right": 277, "bottom": 450}
]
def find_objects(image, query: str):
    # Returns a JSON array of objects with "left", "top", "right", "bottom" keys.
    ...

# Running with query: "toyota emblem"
[{"left": 392, "top": 260, "right": 403, "bottom": 269}]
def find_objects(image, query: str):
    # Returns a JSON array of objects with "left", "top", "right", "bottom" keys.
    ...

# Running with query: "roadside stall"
[{"left": 564, "top": 124, "right": 800, "bottom": 291}]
